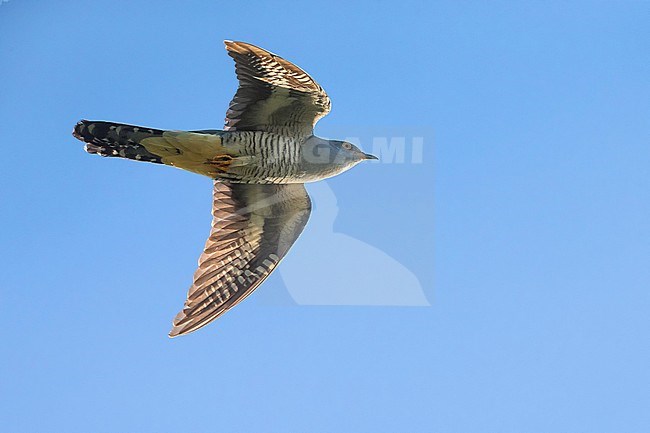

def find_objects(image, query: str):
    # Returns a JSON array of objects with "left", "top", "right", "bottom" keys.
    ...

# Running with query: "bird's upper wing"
[
  {"left": 223, "top": 40, "right": 331, "bottom": 138},
  {"left": 169, "top": 181, "right": 311, "bottom": 337}
]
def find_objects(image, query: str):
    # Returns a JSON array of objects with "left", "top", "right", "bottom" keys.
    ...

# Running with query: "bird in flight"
[{"left": 73, "top": 40, "right": 377, "bottom": 337}]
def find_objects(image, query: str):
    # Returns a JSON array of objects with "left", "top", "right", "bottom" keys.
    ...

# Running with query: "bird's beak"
[{"left": 363, "top": 153, "right": 379, "bottom": 160}]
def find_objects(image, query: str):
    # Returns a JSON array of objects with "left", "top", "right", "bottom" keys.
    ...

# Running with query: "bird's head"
[
  {"left": 301, "top": 137, "right": 377, "bottom": 180},
  {"left": 331, "top": 140, "right": 378, "bottom": 164},
  {"left": 304, "top": 138, "right": 377, "bottom": 164}
]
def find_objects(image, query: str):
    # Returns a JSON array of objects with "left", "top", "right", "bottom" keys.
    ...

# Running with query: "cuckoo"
[{"left": 72, "top": 40, "right": 377, "bottom": 337}]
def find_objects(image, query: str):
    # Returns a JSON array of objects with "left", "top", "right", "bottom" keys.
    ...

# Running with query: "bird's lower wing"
[{"left": 169, "top": 181, "right": 311, "bottom": 337}]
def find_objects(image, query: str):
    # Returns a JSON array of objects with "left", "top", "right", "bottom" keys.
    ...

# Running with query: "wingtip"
[
  {"left": 224, "top": 40, "right": 240, "bottom": 50},
  {"left": 224, "top": 40, "right": 250, "bottom": 55},
  {"left": 168, "top": 311, "right": 186, "bottom": 337},
  {"left": 169, "top": 324, "right": 200, "bottom": 338},
  {"left": 168, "top": 321, "right": 185, "bottom": 338},
  {"left": 223, "top": 40, "right": 270, "bottom": 57}
]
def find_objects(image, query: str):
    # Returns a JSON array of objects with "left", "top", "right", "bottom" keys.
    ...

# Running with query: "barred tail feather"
[{"left": 73, "top": 120, "right": 166, "bottom": 164}]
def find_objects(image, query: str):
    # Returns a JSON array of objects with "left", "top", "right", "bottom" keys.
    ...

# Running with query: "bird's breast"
[{"left": 220, "top": 131, "right": 309, "bottom": 183}]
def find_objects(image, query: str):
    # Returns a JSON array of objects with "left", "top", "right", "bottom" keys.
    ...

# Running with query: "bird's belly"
[
  {"left": 230, "top": 161, "right": 307, "bottom": 184},
  {"left": 221, "top": 131, "right": 309, "bottom": 184}
]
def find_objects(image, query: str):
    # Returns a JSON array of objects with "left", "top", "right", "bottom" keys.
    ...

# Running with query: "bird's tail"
[
  {"left": 73, "top": 120, "right": 168, "bottom": 164},
  {"left": 72, "top": 120, "right": 236, "bottom": 177}
]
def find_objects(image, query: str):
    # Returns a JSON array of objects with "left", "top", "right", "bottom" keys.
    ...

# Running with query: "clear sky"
[{"left": 1, "top": 1, "right": 649, "bottom": 432}]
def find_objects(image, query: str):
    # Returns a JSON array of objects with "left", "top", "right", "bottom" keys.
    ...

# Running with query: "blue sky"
[{"left": 1, "top": 1, "right": 649, "bottom": 432}]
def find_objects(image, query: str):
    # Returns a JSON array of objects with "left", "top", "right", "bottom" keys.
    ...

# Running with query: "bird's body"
[
  {"left": 73, "top": 40, "right": 376, "bottom": 337},
  {"left": 75, "top": 123, "right": 364, "bottom": 184}
]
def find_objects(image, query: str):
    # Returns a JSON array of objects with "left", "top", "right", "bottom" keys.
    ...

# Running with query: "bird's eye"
[{"left": 342, "top": 143, "right": 352, "bottom": 150}]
